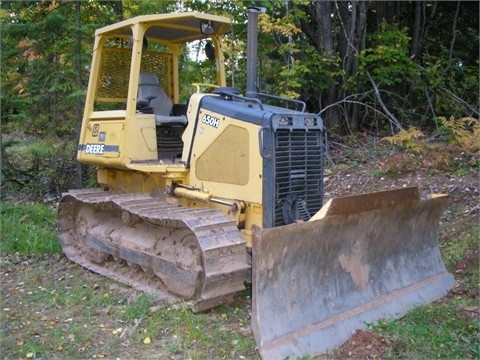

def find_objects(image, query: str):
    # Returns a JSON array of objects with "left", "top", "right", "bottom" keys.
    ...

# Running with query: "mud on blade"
[{"left": 252, "top": 187, "right": 454, "bottom": 360}]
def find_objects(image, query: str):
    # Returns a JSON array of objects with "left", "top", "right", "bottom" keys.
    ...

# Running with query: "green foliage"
[
  {"left": 2, "top": 139, "right": 54, "bottom": 191},
  {"left": 257, "top": 9, "right": 344, "bottom": 105},
  {"left": 2, "top": 2, "right": 86, "bottom": 136},
  {"left": 358, "top": 21, "right": 419, "bottom": 86},
  {"left": 0, "top": 202, "right": 60, "bottom": 254},
  {"left": 277, "top": 46, "right": 343, "bottom": 100},
  {"left": 1, "top": 137, "right": 78, "bottom": 200},
  {"left": 417, "top": 57, "right": 479, "bottom": 121}
]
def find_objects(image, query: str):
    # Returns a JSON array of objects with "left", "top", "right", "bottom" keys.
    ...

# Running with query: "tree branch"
[
  {"left": 320, "top": 98, "right": 389, "bottom": 120},
  {"left": 365, "top": 71, "right": 404, "bottom": 131},
  {"left": 446, "top": 1, "right": 461, "bottom": 72},
  {"left": 438, "top": 87, "right": 480, "bottom": 117}
]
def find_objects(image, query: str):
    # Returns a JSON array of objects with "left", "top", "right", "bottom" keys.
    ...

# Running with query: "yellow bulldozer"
[{"left": 57, "top": 8, "right": 454, "bottom": 359}]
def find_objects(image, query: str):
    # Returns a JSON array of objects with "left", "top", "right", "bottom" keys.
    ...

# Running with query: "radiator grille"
[{"left": 274, "top": 129, "right": 323, "bottom": 226}]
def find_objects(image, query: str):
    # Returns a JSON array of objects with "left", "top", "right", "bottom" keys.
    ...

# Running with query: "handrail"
[
  {"left": 257, "top": 92, "right": 306, "bottom": 112},
  {"left": 191, "top": 83, "right": 220, "bottom": 93}
]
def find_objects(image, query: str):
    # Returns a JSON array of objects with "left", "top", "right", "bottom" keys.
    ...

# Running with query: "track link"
[{"left": 57, "top": 188, "right": 249, "bottom": 311}]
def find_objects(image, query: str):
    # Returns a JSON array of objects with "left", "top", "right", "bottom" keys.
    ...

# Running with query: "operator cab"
[{"left": 80, "top": 13, "right": 230, "bottom": 165}]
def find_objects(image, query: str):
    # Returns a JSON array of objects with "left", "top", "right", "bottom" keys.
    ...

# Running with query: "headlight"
[
  {"left": 278, "top": 117, "right": 292, "bottom": 126},
  {"left": 304, "top": 117, "right": 317, "bottom": 126}
]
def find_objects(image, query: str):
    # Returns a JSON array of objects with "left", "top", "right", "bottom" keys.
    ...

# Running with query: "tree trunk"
[
  {"left": 335, "top": 0, "right": 368, "bottom": 131},
  {"left": 74, "top": 0, "right": 83, "bottom": 188},
  {"left": 410, "top": 1, "right": 425, "bottom": 58},
  {"left": 319, "top": 1, "right": 333, "bottom": 52}
]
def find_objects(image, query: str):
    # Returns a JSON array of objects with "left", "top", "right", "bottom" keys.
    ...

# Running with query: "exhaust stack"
[{"left": 245, "top": 7, "right": 265, "bottom": 98}]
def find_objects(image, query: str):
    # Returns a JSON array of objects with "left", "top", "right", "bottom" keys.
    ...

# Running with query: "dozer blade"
[{"left": 252, "top": 187, "right": 454, "bottom": 359}]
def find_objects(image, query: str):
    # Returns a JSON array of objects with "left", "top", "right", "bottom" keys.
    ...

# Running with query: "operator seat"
[{"left": 137, "top": 72, "right": 187, "bottom": 124}]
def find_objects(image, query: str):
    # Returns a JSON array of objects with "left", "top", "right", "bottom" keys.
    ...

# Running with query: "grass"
[
  {"left": 0, "top": 202, "right": 60, "bottom": 254},
  {"left": 372, "top": 300, "right": 479, "bottom": 358}
]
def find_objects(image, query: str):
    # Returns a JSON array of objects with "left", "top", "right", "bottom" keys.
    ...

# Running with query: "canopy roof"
[{"left": 96, "top": 12, "right": 232, "bottom": 44}]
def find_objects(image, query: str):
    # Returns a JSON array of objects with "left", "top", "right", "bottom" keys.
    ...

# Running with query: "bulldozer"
[{"left": 57, "top": 8, "right": 455, "bottom": 359}]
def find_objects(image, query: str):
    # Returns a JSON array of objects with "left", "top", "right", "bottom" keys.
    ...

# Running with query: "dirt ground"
[{"left": 2, "top": 136, "right": 478, "bottom": 359}]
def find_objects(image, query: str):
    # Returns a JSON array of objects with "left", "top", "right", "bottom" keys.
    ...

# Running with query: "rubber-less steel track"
[{"left": 57, "top": 188, "right": 249, "bottom": 311}]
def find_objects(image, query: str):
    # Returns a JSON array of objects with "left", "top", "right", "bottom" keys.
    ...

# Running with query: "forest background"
[{"left": 1, "top": 0, "right": 478, "bottom": 200}]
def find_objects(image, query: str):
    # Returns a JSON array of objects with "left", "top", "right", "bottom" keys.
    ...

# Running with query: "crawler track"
[{"left": 57, "top": 188, "right": 249, "bottom": 311}]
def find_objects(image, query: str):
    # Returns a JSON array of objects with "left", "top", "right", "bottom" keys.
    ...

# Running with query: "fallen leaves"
[{"left": 0, "top": 255, "right": 139, "bottom": 359}]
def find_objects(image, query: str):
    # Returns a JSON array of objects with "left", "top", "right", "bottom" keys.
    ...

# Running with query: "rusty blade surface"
[{"left": 252, "top": 188, "right": 454, "bottom": 360}]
